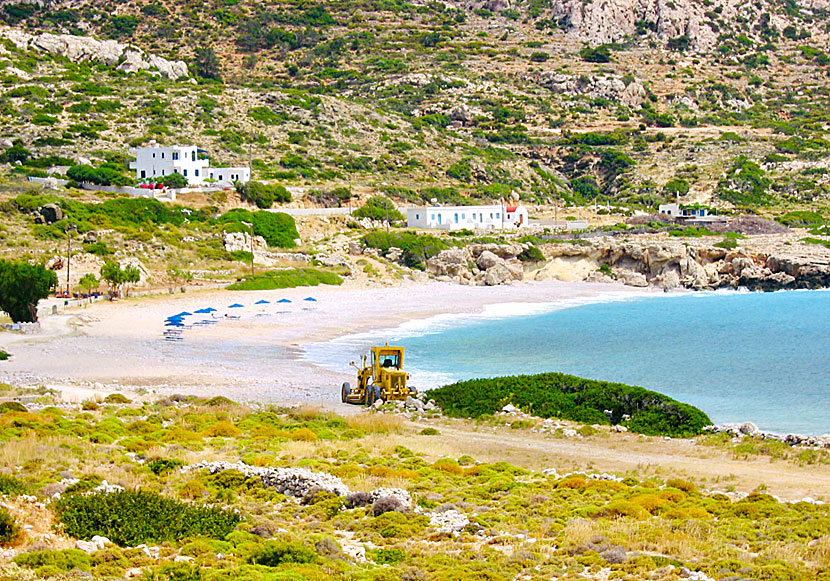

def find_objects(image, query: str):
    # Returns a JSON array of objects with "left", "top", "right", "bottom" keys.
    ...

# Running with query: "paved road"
[{"left": 266, "top": 207, "right": 354, "bottom": 216}]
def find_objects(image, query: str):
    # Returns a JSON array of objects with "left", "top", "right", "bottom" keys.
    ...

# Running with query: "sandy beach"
[{"left": 0, "top": 279, "right": 649, "bottom": 405}]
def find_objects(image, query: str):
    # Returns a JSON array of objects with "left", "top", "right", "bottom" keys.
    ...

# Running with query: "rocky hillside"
[{"left": 0, "top": 0, "right": 828, "bottom": 214}]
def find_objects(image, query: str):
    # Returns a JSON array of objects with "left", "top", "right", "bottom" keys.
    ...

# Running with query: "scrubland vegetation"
[
  {"left": 0, "top": 387, "right": 826, "bottom": 580},
  {"left": 429, "top": 372, "right": 712, "bottom": 437}
]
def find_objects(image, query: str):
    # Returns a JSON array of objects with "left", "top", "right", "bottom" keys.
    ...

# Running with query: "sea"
[{"left": 304, "top": 289, "right": 830, "bottom": 436}]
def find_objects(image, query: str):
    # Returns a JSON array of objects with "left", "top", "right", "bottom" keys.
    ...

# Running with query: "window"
[
  {"left": 415, "top": 214, "right": 420, "bottom": 220},
  {"left": 490, "top": 212, "right": 494, "bottom": 219},
  {"left": 191, "top": 151, "right": 196, "bottom": 162},
  {"left": 161, "top": 152, "right": 165, "bottom": 159},
  {"left": 172, "top": 152, "right": 179, "bottom": 161},
  {"left": 152, "top": 153, "right": 155, "bottom": 158},
  {"left": 438, "top": 214, "right": 442, "bottom": 224},
  {"left": 183, "top": 169, "right": 188, "bottom": 177},
  {"left": 461, "top": 213, "right": 465, "bottom": 219},
  {"left": 140, "top": 170, "right": 146, "bottom": 178},
  {"left": 496, "top": 213, "right": 500, "bottom": 218},
  {"left": 161, "top": 170, "right": 165, "bottom": 176},
  {"left": 195, "top": 169, "right": 199, "bottom": 177},
  {"left": 454, "top": 213, "right": 458, "bottom": 223}
]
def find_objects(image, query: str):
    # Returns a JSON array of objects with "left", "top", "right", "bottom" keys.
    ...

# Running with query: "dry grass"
[
  {"left": 810, "top": 535, "right": 830, "bottom": 567},
  {"left": 346, "top": 412, "right": 403, "bottom": 434},
  {"left": 560, "top": 518, "right": 597, "bottom": 547}
]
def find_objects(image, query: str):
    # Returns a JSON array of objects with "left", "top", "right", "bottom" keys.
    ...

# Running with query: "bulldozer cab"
[{"left": 372, "top": 346, "right": 402, "bottom": 373}]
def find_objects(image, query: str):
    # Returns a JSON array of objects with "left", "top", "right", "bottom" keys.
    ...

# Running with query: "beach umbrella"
[
  {"left": 166, "top": 315, "right": 184, "bottom": 322},
  {"left": 165, "top": 321, "right": 184, "bottom": 327},
  {"left": 205, "top": 307, "right": 217, "bottom": 312},
  {"left": 175, "top": 311, "right": 193, "bottom": 317},
  {"left": 228, "top": 303, "right": 244, "bottom": 308},
  {"left": 194, "top": 308, "right": 212, "bottom": 314},
  {"left": 255, "top": 300, "right": 270, "bottom": 304},
  {"left": 277, "top": 298, "right": 292, "bottom": 303},
  {"left": 304, "top": 297, "right": 317, "bottom": 302}
]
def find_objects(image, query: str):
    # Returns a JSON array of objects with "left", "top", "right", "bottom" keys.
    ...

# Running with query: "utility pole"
[{"left": 65, "top": 223, "right": 76, "bottom": 297}]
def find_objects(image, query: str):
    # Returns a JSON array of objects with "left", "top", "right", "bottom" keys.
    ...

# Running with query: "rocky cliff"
[
  {"left": 0, "top": 26, "right": 189, "bottom": 79},
  {"left": 536, "top": 234, "right": 830, "bottom": 291},
  {"left": 546, "top": 0, "right": 828, "bottom": 50}
]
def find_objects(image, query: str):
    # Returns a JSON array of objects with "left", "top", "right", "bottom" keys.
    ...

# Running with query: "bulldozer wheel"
[{"left": 341, "top": 382, "right": 351, "bottom": 403}]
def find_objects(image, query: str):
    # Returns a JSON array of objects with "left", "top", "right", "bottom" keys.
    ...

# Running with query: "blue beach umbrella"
[
  {"left": 277, "top": 298, "right": 292, "bottom": 304},
  {"left": 303, "top": 297, "right": 317, "bottom": 302},
  {"left": 194, "top": 308, "right": 212, "bottom": 314},
  {"left": 228, "top": 303, "right": 244, "bottom": 308},
  {"left": 165, "top": 321, "right": 184, "bottom": 327},
  {"left": 166, "top": 315, "right": 184, "bottom": 322},
  {"left": 175, "top": 311, "right": 193, "bottom": 317},
  {"left": 255, "top": 300, "right": 270, "bottom": 304}
]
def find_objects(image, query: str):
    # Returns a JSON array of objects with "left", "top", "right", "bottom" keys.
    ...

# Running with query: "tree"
[
  {"left": 0, "top": 260, "right": 58, "bottom": 322},
  {"left": 352, "top": 196, "right": 404, "bottom": 222},
  {"left": 78, "top": 273, "right": 99, "bottom": 299},
  {"left": 122, "top": 265, "right": 140, "bottom": 297},
  {"left": 195, "top": 46, "right": 222, "bottom": 81},
  {"left": 159, "top": 172, "right": 188, "bottom": 189},
  {"left": 100, "top": 261, "right": 125, "bottom": 297}
]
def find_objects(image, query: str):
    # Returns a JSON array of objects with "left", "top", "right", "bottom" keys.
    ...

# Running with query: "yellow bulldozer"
[{"left": 341, "top": 344, "right": 417, "bottom": 405}]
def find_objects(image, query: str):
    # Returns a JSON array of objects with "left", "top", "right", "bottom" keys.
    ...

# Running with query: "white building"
[
  {"left": 658, "top": 203, "right": 710, "bottom": 218},
  {"left": 406, "top": 204, "right": 529, "bottom": 231},
  {"left": 207, "top": 167, "right": 251, "bottom": 185},
  {"left": 129, "top": 142, "right": 251, "bottom": 187}
]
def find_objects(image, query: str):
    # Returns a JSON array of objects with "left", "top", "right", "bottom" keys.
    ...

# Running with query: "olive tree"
[{"left": 0, "top": 260, "right": 58, "bottom": 322}]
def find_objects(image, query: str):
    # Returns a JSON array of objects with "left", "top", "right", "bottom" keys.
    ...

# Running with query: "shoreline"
[{"left": 0, "top": 279, "right": 651, "bottom": 406}]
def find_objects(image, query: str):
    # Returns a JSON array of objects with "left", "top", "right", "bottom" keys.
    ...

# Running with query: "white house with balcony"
[
  {"left": 129, "top": 142, "right": 251, "bottom": 187},
  {"left": 406, "top": 204, "right": 529, "bottom": 231}
]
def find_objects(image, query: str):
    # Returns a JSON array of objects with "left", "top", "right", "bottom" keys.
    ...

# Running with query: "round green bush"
[{"left": 249, "top": 541, "right": 317, "bottom": 567}]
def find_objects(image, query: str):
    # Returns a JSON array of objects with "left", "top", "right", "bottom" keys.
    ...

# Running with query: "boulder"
[
  {"left": 476, "top": 250, "right": 502, "bottom": 271},
  {"left": 39, "top": 204, "right": 63, "bottom": 224},
  {"left": 426, "top": 247, "right": 471, "bottom": 279}
]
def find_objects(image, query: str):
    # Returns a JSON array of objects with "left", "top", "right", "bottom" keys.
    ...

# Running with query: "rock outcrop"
[
  {"left": 425, "top": 243, "right": 526, "bottom": 286},
  {"left": 0, "top": 26, "right": 189, "bottom": 79},
  {"left": 538, "top": 234, "right": 830, "bottom": 291},
  {"left": 530, "top": 73, "right": 647, "bottom": 109}
]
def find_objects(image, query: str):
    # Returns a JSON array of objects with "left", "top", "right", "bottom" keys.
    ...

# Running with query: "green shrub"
[
  {"left": 0, "top": 507, "right": 20, "bottom": 545},
  {"left": 518, "top": 246, "right": 545, "bottom": 262},
  {"left": 83, "top": 241, "right": 113, "bottom": 256},
  {"left": 103, "top": 393, "right": 131, "bottom": 404},
  {"left": 249, "top": 541, "right": 317, "bottom": 567},
  {"left": 55, "top": 489, "right": 241, "bottom": 546},
  {"left": 148, "top": 458, "right": 185, "bottom": 476},
  {"left": 14, "top": 549, "right": 90, "bottom": 571},
  {"left": 0, "top": 402, "right": 27, "bottom": 413},
  {"left": 227, "top": 268, "right": 343, "bottom": 291},
  {"left": 428, "top": 372, "right": 712, "bottom": 437},
  {"left": 362, "top": 231, "right": 449, "bottom": 269},
  {"left": 236, "top": 181, "right": 291, "bottom": 209},
  {"left": 352, "top": 196, "right": 404, "bottom": 222},
  {"left": 219, "top": 209, "right": 299, "bottom": 248},
  {"left": 0, "top": 350, "right": 8, "bottom": 361},
  {"left": 580, "top": 45, "right": 612, "bottom": 62},
  {"left": 368, "top": 547, "right": 406, "bottom": 565},
  {"left": 0, "top": 474, "right": 27, "bottom": 496},
  {"left": 775, "top": 211, "right": 826, "bottom": 227},
  {"left": 204, "top": 396, "right": 237, "bottom": 406}
]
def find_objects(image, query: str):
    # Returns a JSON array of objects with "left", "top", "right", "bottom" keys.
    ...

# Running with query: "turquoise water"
[{"left": 306, "top": 290, "right": 830, "bottom": 435}]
